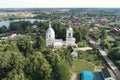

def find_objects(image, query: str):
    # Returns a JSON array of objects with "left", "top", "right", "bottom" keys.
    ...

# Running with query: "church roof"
[
  {"left": 46, "top": 22, "right": 55, "bottom": 34},
  {"left": 67, "top": 26, "right": 73, "bottom": 31},
  {"left": 71, "top": 50, "right": 78, "bottom": 55},
  {"left": 54, "top": 42, "right": 63, "bottom": 45},
  {"left": 67, "top": 21, "right": 73, "bottom": 31},
  {"left": 54, "top": 39, "right": 63, "bottom": 45}
]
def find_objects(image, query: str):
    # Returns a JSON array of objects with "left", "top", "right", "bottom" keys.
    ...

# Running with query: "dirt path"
[
  {"left": 73, "top": 47, "right": 92, "bottom": 51},
  {"left": 94, "top": 66, "right": 103, "bottom": 71},
  {"left": 71, "top": 73, "right": 79, "bottom": 80}
]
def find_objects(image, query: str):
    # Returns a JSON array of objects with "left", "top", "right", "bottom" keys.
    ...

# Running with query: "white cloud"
[{"left": 0, "top": 0, "right": 120, "bottom": 8}]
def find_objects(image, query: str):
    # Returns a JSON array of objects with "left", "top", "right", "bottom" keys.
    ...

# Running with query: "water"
[{"left": 0, "top": 19, "right": 48, "bottom": 28}]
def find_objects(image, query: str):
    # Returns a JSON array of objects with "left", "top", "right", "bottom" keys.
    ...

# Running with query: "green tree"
[
  {"left": 34, "top": 35, "right": 45, "bottom": 51},
  {"left": 115, "top": 40, "right": 120, "bottom": 47},
  {"left": 25, "top": 52, "right": 52, "bottom": 80},
  {"left": 43, "top": 48, "right": 72, "bottom": 80},
  {"left": 74, "top": 29, "right": 82, "bottom": 42},
  {"left": 101, "top": 40, "right": 111, "bottom": 49},
  {"left": 4, "top": 41, "right": 19, "bottom": 52},
  {"left": 74, "top": 26, "right": 89, "bottom": 42},
  {"left": 3, "top": 69, "right": 28, "bottom": 80},
  {"left": 17, "top": 36, "right": 34, "bottom": 56},
  {"left": 53, "top": 62, "right": 71, "bottom": 80},
  {"left": 101, "top": 30, "right": 107, "bottom": 40},
  {"left": 9, "top": 21, "right": 32, "bottom": 32},
  {"left": 0, "top": 26, "right": 7, "bottom": 34},
  {"left": 0, "top": 51, "right": 26, "bottom": 80},
  {"left": 54, "top": 48, "right": 73, "bottom": 66},
  {"left": 115, "top": 60, "right": 120, "bottom": 69},
  {"left": 78, "top": 26, "right": 89, "bottom": 37},
  {"left": 108, "top": 47, "right": 120, "bottom": 60},
  {"left": 26, "top": 26, "right": 32, "bottom": 33}
]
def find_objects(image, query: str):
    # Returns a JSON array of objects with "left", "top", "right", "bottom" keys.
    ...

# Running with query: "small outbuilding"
[{"left": 71, "top": 50, "right": 78, "bottom": 58}]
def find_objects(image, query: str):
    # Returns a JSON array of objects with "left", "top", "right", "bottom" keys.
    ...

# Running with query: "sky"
[{"left": 0, "top": 0, "right": 120, "bottom": 8}]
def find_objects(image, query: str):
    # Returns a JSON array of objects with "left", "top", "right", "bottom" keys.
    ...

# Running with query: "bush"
[
  {"left": 115, "top": 60, "right": 120, "bottom": 69},
  {"left": 77, "top": 41, "right": 88, "bottom": 47},
  {"left": 101, "top": 40, "right": 111, "bottom": 49},
  {"left": 108, "top": 47, "right": 120, "bottom": 60}
]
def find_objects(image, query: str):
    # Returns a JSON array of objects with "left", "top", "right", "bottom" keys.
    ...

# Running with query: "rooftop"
[
  {"left": 82, "top": 70, "right": 94, "bottom": 80},
  {"left": 102, "top": 68, "right": 111, "bottom": 78},
  {"left": 94, "top": 72, "right": 104, "bottom": 80}
]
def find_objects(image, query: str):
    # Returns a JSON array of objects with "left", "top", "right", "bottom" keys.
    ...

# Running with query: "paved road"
[
  {"left": 98, "top": 47, "right": 120, "bottom": 80},
  {"left": 87, "top": 36, "right": 120, "bottom": 80},
  {"left": 86, "top": 36, "right": 96, "bottom": 45}
]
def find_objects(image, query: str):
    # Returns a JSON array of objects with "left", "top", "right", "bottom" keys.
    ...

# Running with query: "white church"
[{"left": 46, "top": 22, "right": 76, "bottom": 48}]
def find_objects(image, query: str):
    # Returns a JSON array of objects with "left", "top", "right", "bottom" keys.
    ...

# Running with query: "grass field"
[{"left": 72, "top": 59, "right": 95, "bottom": 74}]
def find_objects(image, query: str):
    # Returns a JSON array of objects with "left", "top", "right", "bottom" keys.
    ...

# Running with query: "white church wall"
[{"left": 46, "top": 22, "right": 76, "bottom": 48}]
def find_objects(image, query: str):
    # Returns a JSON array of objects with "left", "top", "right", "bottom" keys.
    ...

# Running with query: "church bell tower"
[{"left": 66, "top": 22, "right": 76, "bottom": 46}]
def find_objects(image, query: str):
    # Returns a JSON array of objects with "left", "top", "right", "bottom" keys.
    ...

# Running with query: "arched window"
[
  {"left": 69, "top": 33, "right": 71, "bottom": 37},
  {"left": 49, "top": 35, "right": 51, "bottom": 38}
]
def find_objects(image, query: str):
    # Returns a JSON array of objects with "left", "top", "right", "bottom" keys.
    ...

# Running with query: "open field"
[{"left": 72, "top": 59, "right": 95, "bottom": 74}]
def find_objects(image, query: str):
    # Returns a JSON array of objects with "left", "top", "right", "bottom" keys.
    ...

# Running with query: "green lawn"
[
  {"left": 72, "top": 59, "right": 95, "bottom": 74},
  {"left": 77, "top": 40, "right": 89, "bottom": 47}
]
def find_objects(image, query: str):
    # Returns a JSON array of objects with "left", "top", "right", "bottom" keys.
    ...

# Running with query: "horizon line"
[{"left": 1, "top": 7, "right": 120, "bottom": 9}]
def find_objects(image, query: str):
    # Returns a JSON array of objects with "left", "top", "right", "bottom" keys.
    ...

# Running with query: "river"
[{"left": 0, "top": 19, "right": 48, "bottom": 28}]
